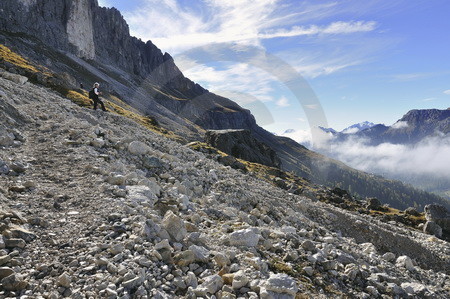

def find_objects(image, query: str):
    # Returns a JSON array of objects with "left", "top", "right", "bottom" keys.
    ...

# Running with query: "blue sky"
[{"left": 98, "top": 0, "right": 450, "bottom": 139}]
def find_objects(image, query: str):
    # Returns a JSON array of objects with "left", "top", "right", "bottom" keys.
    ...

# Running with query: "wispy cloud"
[
  {"left": 444, "top": 90, "right": 450, "bottom": 95},
  {"left": 176, "top": 57, "right": 277, "bottom": 104},
  {"left": 390, "top": 72, "right": 435, "bottom": 82},
  {"left": 124, "top": 0, "right": 378, "bottom": 54},
  {"left": 276, "top": 96, "right": 290, "bottom": 107},
  {"left": 259, "top": 21, "right": 377, "bottom": 39},
  {"left": 327, "top": 136, "right": 450, "bottom": 179},
  {"left": 391, "top": 120, "right": 409, "bottom": 129},
  {"left": 97, "top": 0, "right": 111, "bottom": 7}
]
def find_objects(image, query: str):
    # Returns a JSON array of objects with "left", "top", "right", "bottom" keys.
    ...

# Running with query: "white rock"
[
  {"left": 382, "top": 252, "right": 396, "bottom": 262},
  {"left": 280, "top": 226, "right": 296, "bottom": 234},
  {"left": 232, "top": 270, "right": 249, "bottom": 289},
  {"left": 209, "top": 169, "right": 218, "bottom": 181},
  {"left": 127, "top": 185, "right": 157, "bottom": 206},
  {"left": 162, "top": 211, "right": 187, "bottom": 242},
  {"left": 214, "top": 252, "right": 230, "bottom": 268},
  {"left": 360, "top": 243, "right": 377, "bottom": 254},
  {"left": 110, "top": 244, "right": 125, "bottom": 255},
  {"left": 198, "top": 274, "right": 223, "bottom": 294},
  {"left": 107, "top": 174, "right": 126, "bottom": 186},
  {"left": 323, "top": 236, "right": 335, "bottom": 243},
  {"left": 401, "top": 282, "right": 427, "bottom": 295},
  {"left": 91, "top": 138, "right": 105, "bottom": 148},
  {"left": 184, "top": 271, "right": 198, "bottom": 288},
  {"left": 261, "top": 273, "right": 298, "bottom": 298},
  {"left": 155, "top": 239, "right": 172, "bottom": 251},
  {"left": 188, "top": 245, "right": 209, "bottom": 263},
  {"left": 229, "top": 228, "right": 260, "bottom": 247},
  {"left": 0, "top": 72, "right": 28, "bottom": 85},
  {"left": 396, "top": 256, "right": 414, "bottom": 271},
  {"left": 57, "top": 272, "right": 71, "bottom": 288},
  {"left": 128, "top": 141, "right": 150, "bottom": 155}
]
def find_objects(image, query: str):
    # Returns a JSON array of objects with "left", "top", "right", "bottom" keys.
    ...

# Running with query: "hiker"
[{"left": 89, "top": 82, "right": 107, "bottom": 111}]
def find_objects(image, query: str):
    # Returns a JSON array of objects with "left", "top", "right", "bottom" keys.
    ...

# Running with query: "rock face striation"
[{"left": 205, "top": 130, "right": 281, "bottom": 168}]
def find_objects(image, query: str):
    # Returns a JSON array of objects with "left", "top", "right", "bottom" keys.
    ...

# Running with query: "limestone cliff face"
[
  {"left": 67, "top": 0, "right": 95, "bottom": 59},
  {"left": 0, "top": 0, "right": 181, "bottom": 80}
]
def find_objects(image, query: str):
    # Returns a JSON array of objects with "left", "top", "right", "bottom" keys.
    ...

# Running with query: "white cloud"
[
  {"left": 390, "top": 72, "right": 434, "bottom": 82},
  {"left": 282, "top": 129, "right": 312, "bottom": 145},
  {"left": 342, "top": 127, "right": 360, "bottom": 134},
  {"left": 444, "top": 90, "right": 450, "bottom": 95},
  {"left": 276, "top": 96, "right": 290, "bottom": 107},
  {"left": 421, "top": 97, "right": 436, "bottom": 102},
  {"left": 176, "top": 57, "right": 277, "bottom": 104},
  {"left": 391, "top": 121, "right": 409, "bottom": 129},
  {"left": 124, "top": 0, "right": 377, "bottom": 55},
  {"left": 281, "top": 126, "right": 334, "bottom": 149},
  {"left": 325, "top": 135, "right": 450, "bottom": 179},
  {"left": 97, "top": 0, "right": 111, "bottom": 7},
  {"left": 259, "top": 21, "right": 377, "bottom": 39}
]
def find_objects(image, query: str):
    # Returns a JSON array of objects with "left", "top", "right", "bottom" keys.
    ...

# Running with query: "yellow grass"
[
  {"left": 65, "top": 90, "right": 92, "bottom": 107},
  {"left": 0, "top": 44, "right": 38, "bottom": 73}
]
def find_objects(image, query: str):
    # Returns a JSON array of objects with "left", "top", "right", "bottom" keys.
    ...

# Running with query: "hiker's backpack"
[{"left": 88, "top": 89, "right": 95, "bottom": 99}]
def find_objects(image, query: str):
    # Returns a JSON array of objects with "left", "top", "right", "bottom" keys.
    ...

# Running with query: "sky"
[{"left": 97, "top": 0, "right": 450, "bottom": 134}]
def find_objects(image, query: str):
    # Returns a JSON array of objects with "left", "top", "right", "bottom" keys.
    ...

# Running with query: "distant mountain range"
[
  {"left": 318, "top": 109, "right": 450, "bottom": 201},
  {"left": 318, "top": 121, "right": 376, "bottom": 135},
  {"left": 323, "top": 109, "right": 450, "bottom": 145}
]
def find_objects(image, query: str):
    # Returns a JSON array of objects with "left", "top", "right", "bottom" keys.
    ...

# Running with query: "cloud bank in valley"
[
  {"left": 328, "top": 135, "right": 450, "bottom": 179},
  {"left": 283, "top": 129, "right": 450, "bottom": 181}
]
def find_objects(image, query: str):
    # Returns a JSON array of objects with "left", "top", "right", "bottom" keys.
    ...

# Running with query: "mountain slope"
[
  {"left": 1, "top": 72, "right": 449, "bottom": 298},
  {"left": 0, "top": 0, "right": 448, "bottom": 210}
]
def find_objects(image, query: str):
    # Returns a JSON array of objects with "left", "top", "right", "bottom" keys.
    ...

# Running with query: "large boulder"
[
  {"left": 228, "top": 228, "right": 260, "bottom": 247},
  {"left": 161, "top": 211, "right": 187, "bottom": 242},
  {"left": 424, "top": 204, "right": 450, "bottom": 234},
  {"left": 260, "top": 273, "right": 298, "bottom": 299},
  {"left": 205, "top": 130, "right": 281, "bottom": 168},
  {"left": 423, "top": 221, "right": 442, "bottom": 238}
]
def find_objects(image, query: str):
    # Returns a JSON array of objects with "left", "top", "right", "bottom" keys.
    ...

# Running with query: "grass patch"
[
  {"left": 66, "top": 90, "right": 92, "bottom": 107},
  {"left": 0, "top": 44, "right": 38, "bottom": 73},
  {"left": 0, "top": 44, "right": 52, "bottom": 77},
  {"left": 105, "top": 98, "right": 183, "bottom": 142}
]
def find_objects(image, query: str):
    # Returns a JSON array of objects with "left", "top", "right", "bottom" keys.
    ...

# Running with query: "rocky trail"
[{"left": 0, "top": 74, "right": 449, "bottom": 298}]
